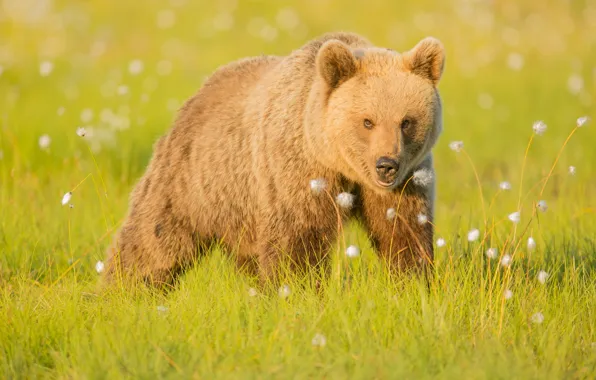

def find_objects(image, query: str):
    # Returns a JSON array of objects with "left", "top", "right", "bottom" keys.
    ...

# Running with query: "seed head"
[
  {"left": 76, "top": 127, "right": 87, "bottom": 137},
  {"left": 309, "top": 178, "right": 327, "bottom": 195},
  {"left": 436, "top": 238, "right": 446, "bottom": 247},
  {"left": 527, "top": 237, "right": 536, "bottom": 251},
  {"left": 39, "top": 60, "right": 54, "bottom": 77},
  {"left": 336, "top": 192, "right": 355, "bottom": 209},
  {"left": 501, "top": 254, "right": 512, "bottom": 267},
  {"left": 467, "top": 228, "right": 480, "bottom": 242},
  {"left": 95, "top": 260, "right": 105, "bottom": 273},
  {"left": 568, "top": 166, "right": 576, "bottom": 176},
  {"left": 531, "top": 312, "right": 544, "bottom": 324},
  {"left": 576, "top": 116, "right": 590, "bottom": 128},
  {"left": 449, "top": 141, "right": 464, "bottom": 152},
  {"left": 156, "top": 305, "right": 168, "bottom": 313},
  {"left": 345, "top": 245, "right": 360, "bottom": 258},
  {"left": 508, "top": 211, "right": 521, "bottom": 224},
  {"left": 311, "top": 333, "right": 327, "bottom": 347},
  {"left": 504, "top": 289, "right": 513, "bottom": 300},
  {"left": 128, "top": 59, "right": 144, "bottom": 75},
  {"left": 278, "top": 284, "right": 291, "bottom": 299},
  {"left": 38, "top": 134, "right": 51, "bottom": 150},
  {"left": 499, "top": 181, "right": 512, "bottom": 190},
  {"left": 486, "top": 247, "right": 498, "bottom": 259},
  {"left": 532, "top": 120, "right": 547, "bottom": 135},
  {"left": 537, "top": 270, "right": 549, "bottom": 284},
  {"left": 386, "top": 208, "right": 396, "bottom": 221},
  {"left": 416, "top": 213, "right": 428, "bottom": 225},
  {"left": 61, "top": 192, "right": 72, "bottom": 206},
  {"left": 248, "top": 287, "right": 258, "bottom": 297},
  {"left": 536, "top": 200, "right": 548, "bottom": 213},
  {"left": 412, "top": 168, "right": 434, "bottom": 187}
]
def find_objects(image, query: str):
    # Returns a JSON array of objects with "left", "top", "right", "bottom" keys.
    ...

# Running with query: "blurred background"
[{"left": 0, "top": 0, "right": 595, "bottom": 269}]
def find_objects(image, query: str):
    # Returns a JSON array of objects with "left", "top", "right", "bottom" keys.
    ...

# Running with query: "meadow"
[{"left": 1, "top": 0, "right": 596, "bottom": 378}]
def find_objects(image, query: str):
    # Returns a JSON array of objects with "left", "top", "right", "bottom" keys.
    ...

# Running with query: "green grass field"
[{"left": 1, "top": 0, "right": 596, "bottom": 378}]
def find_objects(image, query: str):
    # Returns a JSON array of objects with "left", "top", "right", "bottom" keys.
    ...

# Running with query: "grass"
[{"left": 1, "top": 0, "right": 596, "bottom": 378}]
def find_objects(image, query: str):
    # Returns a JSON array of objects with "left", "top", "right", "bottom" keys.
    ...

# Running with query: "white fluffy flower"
[
  {"left": 386, "top": 208, "right": 396, "bottom": 221},
  {"left": 95, "top": 260, "right": 105, "bottom": 273},
  {"left": 61, "top": 192, "right": 72, "bottom": 206},
  {"left": 467, "top": 228, "right": 480, "bottom": 242},
  {"left": 309, "top": 178, "right": 327, "bottom": 195},
  {"left": 345, "top": 245, "right": 360, "bottom": 258},
  {"left": 278, "top": 284, "right": 291, "bottom": 299},
  {"left": 527, "top": 237, "right": 536, "bottom": 251},
  {"left": 532, "top": 120, "right": 547, "bottom": 135},
  {"left": 416, "top": 213, "right": 428, "bottom": 225},
  {"left": 38, "top": 134, "right": 51, "bottom": 150},
  {"left": 248, "top": 287, "right": 258, "bottom": 297},
  {"left": 412, "top": 168, "right": 433, "bottom": 187},
  {"left": 128, "top": 59, "right": 144, "bottom": 75},
  {"left": 536, "top": 200, "right": 548, "bottom": 213},
  {"left": 499, "top": 181, "right": 512, "bottom": 190},
  {"left": 436, "top": 238, "right": 446, "bottom": 248},
  {"left": 504, "top": 289, "right": 513, "bottom": 300},
  {"left": 537, "top": 270, "right": 549, "bottom": 284},
  {"left": 500, "top": 254, "right": 512, "bottom": 267},
  {"left": 568, "top": 166, "right": 576, "bottom": 176},
  {"left": 39, "top": 60, "right": 54, "bottom": 77},
  {"left": 486, "top": 247, "right": 498, "bottom": 259},
  {"left": 76, "top": 127, "right": 87, "bottom": 137},
  {"left": 336, "top": 192, "right": 355, "bottom": 209},
  {"left": 531, "top": 312, "right": 544, "bottom": 324},
  {"left": 311, "top": 333, "right": 327, "bottom": 347},
  {"left": 508, "top": 211, "right": 521, "bottom": 224},
  {"left": 449, "top": 141, "right": 464, "bottom": 152},
  {"left": 576, "top": 116, "right": 590, "bottom": 128}
]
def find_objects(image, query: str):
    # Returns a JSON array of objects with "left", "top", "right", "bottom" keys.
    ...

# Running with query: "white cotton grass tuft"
[
  {"left": 532, "top": 120, "right": 547, "bottom": 135},
  {"left": 39, "top": 134, "right": 51, "bottom": 150},
  {"left": 386, "top": 208, "right": 396, "bottom": 221},
  {"left": 61, "top": 192, "right": 72, "bottom": 206},
  {"left": 248, "top": 287, "right": 258, "bottom": 297},
  {"left": 537, "top": 270, "right": 549, "bottom": 284},
  {"left": 39, "top": 60, "right": 54, "bottom": 77},
  {"left": 156, "top": 305, "right": 168, "bottom": 313},
  {"left": 76, "top": 127, "right": 87, "bottom": 137},
  {"left": 501, "top": 254, "right": 512, "bottom": 267},
  {"left": 504, "top": 289, "right": 513, "bottom": 300},
  {"left": 499, "top": 181, "right": 512, "bottom": 191},
  {"left": 345, "top": 245, "right": 360, "bottom": 258},
  {"left": 416, "top": 213, "right": 428, "bottom": 225},
  {"left": 95, "top": 260, "right": 105, "bottom": 273},
  {"left": 536, "top": 200, "right": 548, "bottom": 213},
  {"left": 412, "top": 168, "right": 433, "bottom": 187},
  {"left": 568, "top": 166, "right": 576, "bottom": 176},
  {"left": 436, "top": 238, "right": 446, "bottom": 248},
  {"left": 336, "top": 192, "right": 355, "bottom": 209},
  {"left": 311, "top": 333, "right": 327, "bottom": 347},
  {"left": 531, "top": 312, "right": 544, "bottom": 324},
  {"left": 278, "top": 284, "right": 291, "bottom": 299},
  {"left": 309, "top": 178, "right": 327, "bottom": 195},
  {"left": 128, "top": 59, "right": 144, "bottom": 75},
  {"left": 527, "top": 237, "right": 536, "bottom": 251},
  {"left": 449, "top": 140, "right": 464, "bottom": 152},
  {"left": 576, "top": 116, "right": 590, "bottom": 128},
  {"left": 508, "top": 211, "right": 521, "bottom": 224},
  {"left": 486, "top": 247, "right": 498, "bottom": 259},
  {"left": 467, "top": 228, "right": 480, "bottom": 242}
]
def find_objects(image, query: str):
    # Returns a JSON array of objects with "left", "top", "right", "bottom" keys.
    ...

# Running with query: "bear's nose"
[{"left": 375, "top": 157, "right": 399, "bottom": 183}]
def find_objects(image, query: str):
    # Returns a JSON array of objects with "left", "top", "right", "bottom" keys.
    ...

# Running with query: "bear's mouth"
[{"left": 376, "top": 179, "right": 397, "bottom": 189}]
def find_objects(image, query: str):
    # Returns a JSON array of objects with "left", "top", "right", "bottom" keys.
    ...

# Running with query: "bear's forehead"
[{"left": 351, "top": 47, "right": 408, "bottom": 75}]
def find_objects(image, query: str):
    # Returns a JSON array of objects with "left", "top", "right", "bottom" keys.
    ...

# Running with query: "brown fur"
[{"left": 103, "top": 31, "right": 445, "bottom": 287}]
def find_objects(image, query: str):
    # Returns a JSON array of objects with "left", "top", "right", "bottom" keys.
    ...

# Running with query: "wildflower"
[
  {"left": 309, "top": 178, "right": 327, "bottom": 195},
  {"left": 61, "top": 192, "right": 72, "bottom": 206},
  {"left": 412, "top": 168, "right": 433, "bottom": 187},
  {"left": 128, "top": 59, "right": 144, "bottom": 75},
  {"left": 568, "top": 166, "right": 576, "bottom": 176},
  {"left": 248, "top": 287, "right": 258, "bottom": 297},
  {"left": 508, "top": 211, "right": 521, "bottom": 224},
  {"left": 536, "top": 200, "right": 548, "bottom": 213},
  {"left": 311, "top": 333, "right": 327, "bottom": 347},
  {"left": 95, "top": 260, "right": 105, "bottom": 273},
  {"left": 38, "top": 134, "right": 51, "bottom": 150},
  {"left": 467, "top": 228, "right": 480, "bottom": 242},
  {"left": 39, "top": 60, "right": 54, "bottom": 77},
  {"left": 576, "top": 116, "right": 590, "bottom": 127},
  {"left": 436, "top": 238, "right": 446, "bottom": 247},
  {"left": 527, "top": 237, "right": 536, "bottom": 251},
  {"left": 336, "top": 192, "right": 355, "bottom": 209},
  {"left": 499, "top": 181, "right": 512, "bottom": 190},
  {"left": 501, "top": 254, "right": 512, "bottom": 267},
  {"left": 504, "top": 289, "right": 513, "bottom": 300},
  {"left": 531, "top": 312, "right": 544, "bottom": 324},
  {"left": 532, "top": 120, "right": 547, "bottom": 135},
  {"left": 278, "top": 284, "right": 291, "bottom": 299},
  {"left": 345, "top": 245, "right": 360, "bottom": 258},
  {"left": 449, "top": 140, "right": 464, "bottom": 152},
  {"left": 486, "top": 247, "right": 498, "bottom": 259},
  {"left": 386, "top": 207, "right": 396, "bottom": 221},
  {"left": 416, "top": 213, "right": 428, "bottom": 225},
  {"left": 537, "top": 270, "right": 549, "bottom": 284},
  {"left": 76, "top": 127, "right": 87, "bottom": 137}
]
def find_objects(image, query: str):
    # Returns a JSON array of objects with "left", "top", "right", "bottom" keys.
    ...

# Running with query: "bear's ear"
[
  {"left": 316, "top": 40, "right": 358, "bottom": 90},
  {"left": 403, "top": 37, "right": 445, "bottom": 85}
]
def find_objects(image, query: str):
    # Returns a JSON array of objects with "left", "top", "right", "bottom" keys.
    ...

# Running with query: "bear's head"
[{"left": 307, "top": 37, "right": 445, "bottom": 192}]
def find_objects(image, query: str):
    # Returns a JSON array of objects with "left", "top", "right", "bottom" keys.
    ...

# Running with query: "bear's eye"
[
  {"left": 400, "top": 118, "right": 412, "bottom": 131},
  {"left": 363, "top": 119, "right": 374, "bottom": 129}
]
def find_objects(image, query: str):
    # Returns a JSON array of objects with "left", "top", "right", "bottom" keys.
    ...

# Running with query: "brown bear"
[{"left": 103, "top": 31, "right": 445, "bottom": 287}]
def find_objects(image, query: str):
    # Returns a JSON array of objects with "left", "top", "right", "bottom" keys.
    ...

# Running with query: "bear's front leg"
[{"left": 360, "top": 174, "right": 434, "bottom": 274}]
